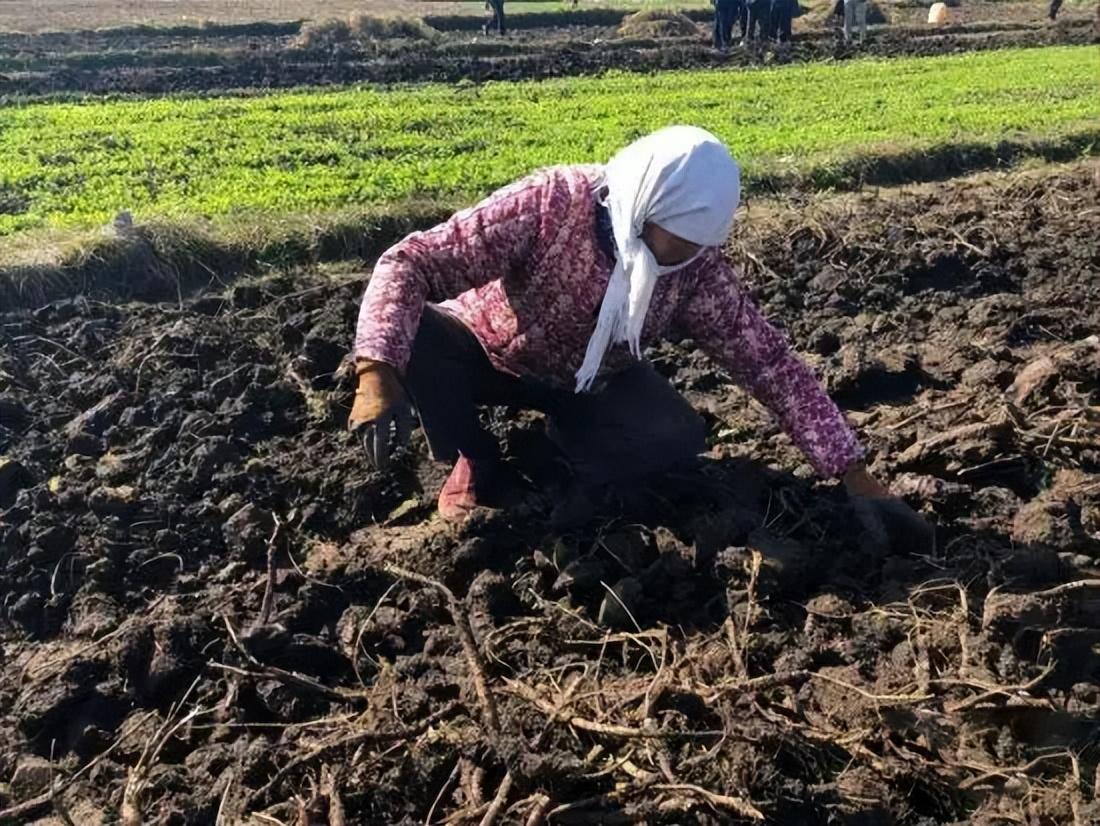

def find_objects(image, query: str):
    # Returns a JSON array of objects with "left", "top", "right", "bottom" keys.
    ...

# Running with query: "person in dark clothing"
[
  {"left": 483, "top": 0, "right": 505, "bottom": 34},
  {"left": 401, "top": 305, "right": 707, "bottom": 509},
  {"left": 770, "top": 0, "right": 794, "bottom": 43},
  {"left": 742, "top": 0, "right": 770, "bottom": 43},
  {"left": 713, "top": 0, "right": 746, "bottom": 48},
  {"left": 349, "top": 126, "right": 932, "bottom": 550},
  {"left": 712, "top": 0, "right": 739, "bottom": 48},
  {"left": 1048, "top": 0, "right": 1062, "bottom": 19}
]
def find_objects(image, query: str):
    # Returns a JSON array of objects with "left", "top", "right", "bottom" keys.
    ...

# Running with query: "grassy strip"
[
  {"left": 752, "top": 128, "right": 1100, "bottom": 191},
  {"left": 0, "top": 46, "right": 1095, "bottom": 237},
  {"left": 0, "top": 203, "right": 456, "bottom": 310},
  {"left": 2, "top": 134, "right": 1096, "bottom": 312}
]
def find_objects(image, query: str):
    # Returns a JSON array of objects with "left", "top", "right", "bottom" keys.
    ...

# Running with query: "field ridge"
[{"left": 0, "top": 45, "right": 1095, "bottom": 238}]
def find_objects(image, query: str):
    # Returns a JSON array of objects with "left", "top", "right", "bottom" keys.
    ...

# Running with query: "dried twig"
[
  {"left": 1021, "top": 580, "right": 1100, "bottom": 600},
  {"left": 944, "top": 663, "right": 1056, "bottom": 712},
  {"left": 477, "top": 772, "right": 514, "bottom": 826},
  {"left": 896, "top": 420, "right": 1009, "bottom": 466},
  {"left": 425, "top": 759, "right": 461, "bottom": 826},
  {"left": 725, "top": 548, "right": 762, "bottom": 678},
  {"left": 523, "top": 794, "right": 552, "bottom": 826},
  {"left": 886, "top": 399, "right": 970, "bottom": 431},
  {"left": 256, "top": 513, "right": 284, "bottom": 628},
  {"left": 460, "top": 757, "right": 486, "bottom": 809},
  {"left": 48, "top": 740, "right": 76, "bottom": 826},
  {"left": 122, "top": 676, "right": 215, "bottom": 825},
  {"left": 504, "top": 680, "right": 724, "bottom": 740},
  {"left": 251, "top": 813, "right": 290, "bottom": 826},
  {"left": 654, "top": 782, "right": 764, "bottom": 820},
  {"left": 351, "top": 580, "right": 400, "bottom": 687},
  {"left": 440, "top": 802, "right": 491, "bottom": 824},
  {"left": 384, "top": 565, "right": 501, "bottom": 737},
  {"left": 704, "top": 669, "right": 810, "bottom": 704},
  {"left": 246, "top": 700, "right": 462, "bottom": 808},
  {"left": 321, "top": 764, "right": 346, "bottom": 826},
  {"left": 218, "top": 615, "right": 368, "bottom": 704},
  {"left": 809, "top": 670, "right": 932, "bottom": 705},
  {"left": 958, "top": 752, "right": 1073, "bottom": 790},
  {"left": 214, "top": 771, "right": 236, "bottom": 826}
]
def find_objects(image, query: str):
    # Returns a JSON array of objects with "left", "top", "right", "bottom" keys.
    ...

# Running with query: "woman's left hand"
[{"left": 843, "top": 464, "right": 935, "bottom": 556}]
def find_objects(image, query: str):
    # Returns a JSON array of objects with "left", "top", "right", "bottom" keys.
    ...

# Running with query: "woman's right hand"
[{"left": 348, "top": 360, "right": 415, "bottom": 470}]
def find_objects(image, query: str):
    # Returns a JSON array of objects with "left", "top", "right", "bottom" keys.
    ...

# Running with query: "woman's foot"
[{"left": 438, "top": 456, "right": 499, "bottom": 522}]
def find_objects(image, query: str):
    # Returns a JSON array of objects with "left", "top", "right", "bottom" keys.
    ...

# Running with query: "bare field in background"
[
  {"left": 4, "top": 0, "right": 1095, "bottom": 31},
  {"left": 0, "top": 0, "right": 658, "bottom": 32}
]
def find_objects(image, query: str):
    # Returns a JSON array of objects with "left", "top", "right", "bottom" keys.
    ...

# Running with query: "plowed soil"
[
  {"left": 1, "top": 162, "right": 1099, "bottom": 824},
  {"left": 0, "top": 12, "right": 1093, "bottom": 96}
]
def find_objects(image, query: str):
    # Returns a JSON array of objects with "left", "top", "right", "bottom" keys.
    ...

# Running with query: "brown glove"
[{"left": 348, "top": 360, "right": 415, "bottom": 470}]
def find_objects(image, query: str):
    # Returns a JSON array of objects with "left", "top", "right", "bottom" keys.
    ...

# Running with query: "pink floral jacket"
[{"left": 355, "top": 165, "right": 863, "bottom": 477}]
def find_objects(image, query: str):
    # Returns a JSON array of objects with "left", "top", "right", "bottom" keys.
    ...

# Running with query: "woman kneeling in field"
[{"left": 348, "top": 125, "right": 929, "bottom": 545}]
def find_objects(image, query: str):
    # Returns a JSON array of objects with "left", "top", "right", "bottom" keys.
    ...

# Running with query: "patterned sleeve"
[
  {"left": 677, "top": 255, "right": 864, "bottom": 478},
  {"left": 353, "top": 174, "right": 545, "bottom": 371}
]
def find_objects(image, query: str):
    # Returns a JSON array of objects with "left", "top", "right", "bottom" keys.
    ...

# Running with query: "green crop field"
[{"left": 0, "top": 45, "right": 1095, "bottom": 236}]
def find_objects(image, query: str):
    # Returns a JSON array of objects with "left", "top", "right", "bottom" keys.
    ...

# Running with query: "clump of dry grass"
[
  {"left": 295, "top": 12, "right": 439, "bottom": 48},
  {"left": 617, "top": 9, "right": 703, "bottom": 38},
  {"left": 348, "top": 11, "right": 439, "bottom": 40},
  {"left": 295, "top": 17, "right": 351, "bottom": 47}
]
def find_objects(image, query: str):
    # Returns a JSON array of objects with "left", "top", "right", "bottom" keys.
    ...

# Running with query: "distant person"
[
  {"left": 843, "top": 0, "right": 868, "bottom": 42},
  {"left": 829, "top": 0, "right": 845, "bottom": 32},
  {"left": 769, "top": 0, "right": 795, "bottom": 43},
  {"left": 483, "top": 0, "right": 505, "bottom": 34},
  {"left": 713, "top": 0, "right": 746, "bottom": 48},
  {"left": 1048, "top": 0, "right": 1062, "bottom": 19},
  {"left": 742, "top": 0, "right": 770, "bottom": 44},
  {"left": 348, "top": 124, "right": 931, "bottom": 555}
]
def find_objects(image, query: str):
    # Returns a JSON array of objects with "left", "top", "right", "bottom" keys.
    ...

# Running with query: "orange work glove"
[{"left": 348, "top": 360, "right": 415, "bottom": 470}]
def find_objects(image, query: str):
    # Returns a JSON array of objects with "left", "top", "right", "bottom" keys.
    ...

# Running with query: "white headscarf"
[{"left": 575, "top": 125, "right": 741, "bottom": 392}]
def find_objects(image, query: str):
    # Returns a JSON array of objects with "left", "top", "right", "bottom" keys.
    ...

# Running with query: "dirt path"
[{"left": 1, "top": 161, "right": 1099, "bottom": 824}]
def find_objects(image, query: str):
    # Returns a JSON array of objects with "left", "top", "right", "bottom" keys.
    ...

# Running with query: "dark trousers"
[
  {"left": 484, "top": 0, "right": 505, "bottom": 34},
  {"left": 403, "top": 306, "right": 705, "bottom": 487},
  {"left": 713, "top": 0, "right": 745, "bottom": 47},
  {"left": 745, "top": 0, "right": 770, "bottom": 41},
  {"left": 1048, "top": 0, "right": 1062, "bottom": 18},
  {"left": 770, "top": 0, "right": 792, "bottom": 41}
]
